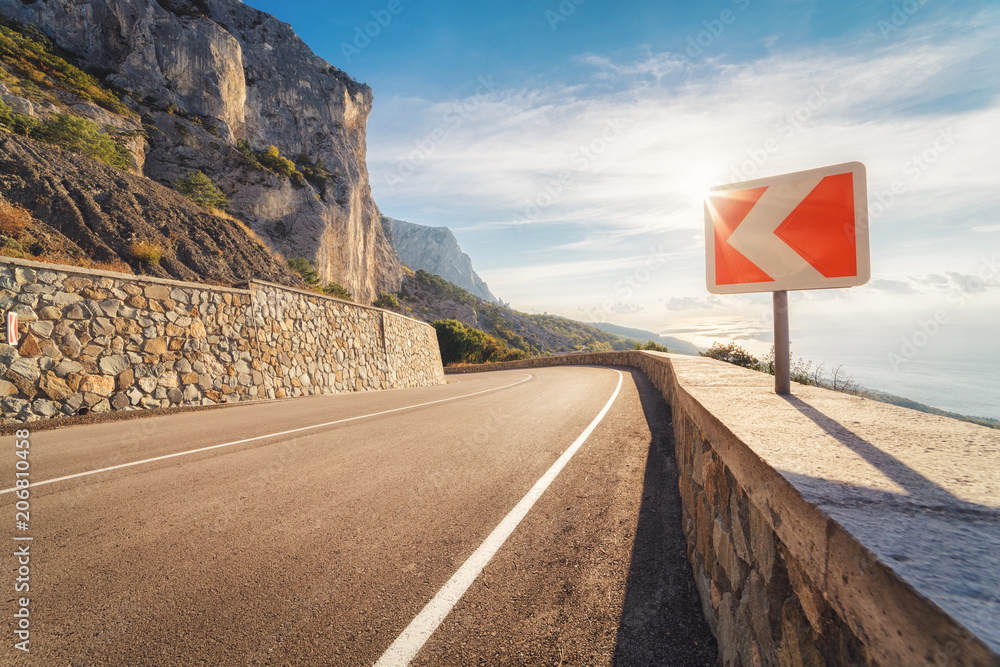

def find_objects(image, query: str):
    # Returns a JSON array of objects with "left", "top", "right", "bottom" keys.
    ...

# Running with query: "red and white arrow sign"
[{"left": 705, "top": 162, "right": 869, "bottom": 294}]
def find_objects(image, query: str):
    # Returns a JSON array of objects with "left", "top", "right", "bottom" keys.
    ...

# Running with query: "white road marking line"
[
  {"left": 374, "top": 369, "right": 624, "bottom": 667},
  {"left": 0, "top": 374, "right": 533, "bottom": 495}
]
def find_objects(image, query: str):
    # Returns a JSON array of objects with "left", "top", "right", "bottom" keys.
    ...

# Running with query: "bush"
[
  {"left": 373, "top": 293, "right": 399, "bottom": 309},
  {"left": 701, "top": 341, "right": 758, "bottom": 368},
  {"left": 175, "top": 171, "right": 229, "bottom": 210},
  {"left": 34, "top": 114, "right": 132, "bottom": 169},
  {"left": 432, "top": 318, "right": 533, "bottom": 365},
  {"left": 257, "top": 145, "right": 304, "bottom": 184},
  {"left": 129, "top": 241, "right": 162, "bottom": 265},
  {"left": 319, "top": 282, "right": 352, "bottom": 301},
  {"left": 0, "top": 20, "right": 129, "bottom": 115},
  {"left": 433, "top": 319, "right": 472, "bottom": 365},
  {"left": 634, "top": 340, "right": 669, "bottom": 352},
  {"left": 287, "top": 257, "right": 320, "bottom": 285},
  {"left": 0, "top": 200, "right": 32, "bottom": 236}
]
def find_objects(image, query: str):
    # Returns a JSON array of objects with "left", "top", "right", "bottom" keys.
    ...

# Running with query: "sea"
[{"left": 660, "top": 306, "right": 999, "bottom": 422}]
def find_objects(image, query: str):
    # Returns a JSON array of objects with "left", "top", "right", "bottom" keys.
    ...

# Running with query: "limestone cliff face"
[
  {"left": 383, "top": 217, "right": 499, "bottom": 304},
  {"left": 0, "top": 0, "right": 401, "bottom": 303}
]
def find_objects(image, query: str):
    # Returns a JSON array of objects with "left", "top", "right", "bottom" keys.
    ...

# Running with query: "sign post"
[{"left": 705, "top": 161, "right": 869, "bottom": 394}]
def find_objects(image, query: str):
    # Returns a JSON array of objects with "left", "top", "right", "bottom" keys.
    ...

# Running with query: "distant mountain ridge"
[
  {"left": 382, "top": 217, "right": 498, "bottom": 304},
  {"left": 587, "top": 322, "right": 704, "bottom": 356}
]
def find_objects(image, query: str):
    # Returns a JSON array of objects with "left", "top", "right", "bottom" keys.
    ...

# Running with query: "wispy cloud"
[{"left": 369, "top": 9, "right": 1000, "bottom": 321}]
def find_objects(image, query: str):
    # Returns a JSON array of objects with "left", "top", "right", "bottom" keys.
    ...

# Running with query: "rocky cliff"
[
  {"left": 382, "top": 217, "right": 498, "bottom": 304},
  {"left": 0, "top": 0, "right": 401, "bottom": 302}
]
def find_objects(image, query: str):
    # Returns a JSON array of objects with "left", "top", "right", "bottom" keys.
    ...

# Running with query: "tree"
[
  {"left": 34, "top": 113, "right": 132, "bottom": 170},
  {"left": 433, "top": 319, "right": 472, "bottom": 365},
  {"left": 701, "top": 341, "right": 758, "bottom": 368},
  {"left": 287, "top": 257, "right": 320, "bottom": 286},
  {"left": 174, "top": 171, "right": 229, "bottom": 210},
  {"left": 634, "top": 340, "right": 669, "bottom": 352}
]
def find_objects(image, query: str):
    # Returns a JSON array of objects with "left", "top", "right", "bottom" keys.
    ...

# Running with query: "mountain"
[
  {"left": 0, "top": 0, "right": 399, "bottom": 301},
  {"left": 587, "top": 322, "right": 705, "bottom": 356},
  {"left": 382, "top": 217, "right": 498, "bottom": 304},
  {"left": 387, "top": 268, "right": 634, "bottom": 355}
]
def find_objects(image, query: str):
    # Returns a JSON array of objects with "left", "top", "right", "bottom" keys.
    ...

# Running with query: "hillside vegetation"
[{"left": 385, "top": 268, "right": 649, "bottom": 361}]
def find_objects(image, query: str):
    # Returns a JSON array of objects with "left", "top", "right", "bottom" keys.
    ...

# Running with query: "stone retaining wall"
[
  {"left": 0, "top": 257, "right": 444, "bottom": 421},
  {"left": 447, "top": 353, "right": 1000, "bottom": 666}
]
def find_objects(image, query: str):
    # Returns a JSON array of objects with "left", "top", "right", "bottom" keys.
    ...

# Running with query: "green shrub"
[
  {"left": 319, "top": 282, "right": 352, "bottom": 301},
  {"left": 634, "top": 340, "right": 669, "bottom": 352},
  {"left": 701, "top": 341, "right": 757, "bottom": 368},
  {"left": 287, "top": 257, "right": 320, "bottom": 285},
  {"left": 257, "top": 145, "right": 303, "bottom": 183},
  {"left": 0, "top": 20, "right": 128, "bottom": 115},
  {"left": 0, "top": 98, "right": 39, "bottom": 136},
  {"left": 175, "top": 170, "right": 229, "bottom": 210},
  {"left": 373, "top": 293, "right": 399, "bottom": 309},
  {"left": 433, "top": 319, "right": 472, "bottom": 365},
  {"left": 34, "top": 113, "right": 132, "bottom": 169}
]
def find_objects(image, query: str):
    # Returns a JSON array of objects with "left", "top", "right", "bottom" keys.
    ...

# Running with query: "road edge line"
[{"left": 373, "top": 369, "right": 624, "bottom": 667}]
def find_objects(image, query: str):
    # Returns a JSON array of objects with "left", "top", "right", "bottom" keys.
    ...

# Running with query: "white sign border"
[{"left": 705, "top": 161, "right": 870, "bottom": 295}]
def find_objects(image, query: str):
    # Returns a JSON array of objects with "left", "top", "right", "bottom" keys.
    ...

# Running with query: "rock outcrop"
[
  {"left": 0, "top": 0, "right": 401, "bottom": 303},
  {"left": 0, "top": 133, "right": 302, "bottom": 286},
  {"left": 383, "top": 217, "right": 498, "bottom": 304}
]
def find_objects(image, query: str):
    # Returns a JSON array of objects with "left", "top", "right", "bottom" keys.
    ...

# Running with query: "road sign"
[
  {"left": 7, "top": 312, "right": 17, "bottom": 345},
  {"left": 705, "top": 161, "right": 869, "bottom": 294}
]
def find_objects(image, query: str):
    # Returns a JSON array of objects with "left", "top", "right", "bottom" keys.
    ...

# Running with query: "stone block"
[
  {"left": 117, "top": 368, "right": 134, "bottom": 391},
  {"left": 54, "top": 359, "right": 83, "bottom": 378},
  {"left": 64, "top": 303, "right": 92, "bottom": 319},
  {"left": 167, "top": 387, "right": 183, "bottom": 404},
  {"left": 0, "top": 380, "right": 18, "bottom": 397},
  {"left": 12, "top": 304, "right": 37, "bottom": 322},
  {"left": 181, "top": 372, "right": 199, "bottom": 385},
  {"left": 29, "top": 320, "right": 54, "bottom": 338},
  {"left": 144, "top": 285, "right": 171, "bottom": 300},
  {"left": 111, "top": 392, "right": 130, "bottom": 410},
  {"left": 39, "top": 373, "right": 74, "bottom": 401},
  {"left": 62, "top": 276, "right": 91, "bottom": 292},
  {"left": 143, "top": 338, "right": 168, "bottom": 355},
  {"left": 80, "top": 375, "right": 115, "bottom": 397},
  {"left": 99, "top": 354, "right": 129, "bottom": 376},
  {"left": 37, "top": 306, "right": 62, "bottom": 320}
]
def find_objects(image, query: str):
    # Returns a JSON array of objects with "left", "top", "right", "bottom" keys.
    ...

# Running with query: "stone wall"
[
  {"left": 447, "top": 353, "right": 1000, "bottom": 666},
  {"left": 247, "top": 280, "right": 444, "bottom": 398},
  {"left": 0, "top": 257, "right": 443, "bottom": 422}
]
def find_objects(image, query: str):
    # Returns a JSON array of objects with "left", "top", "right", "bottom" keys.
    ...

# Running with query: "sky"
[{"left": 245, "top": 0, "right": 1000, "bottom": 418}]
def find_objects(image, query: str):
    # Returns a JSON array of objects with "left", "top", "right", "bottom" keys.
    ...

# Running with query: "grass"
[
  {"left": 0, "top": 18, "right": 131, "bottom": 117},
  {"left": 128, "top": 241, "right": 163, "bottom": 265},
  {"left": 0, "top": 200, "right": 31, "bottom": 236}
]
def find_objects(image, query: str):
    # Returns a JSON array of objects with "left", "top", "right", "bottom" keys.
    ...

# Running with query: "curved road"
[{"left": 1, "top": 366, "right": 715, "bottom": 665}]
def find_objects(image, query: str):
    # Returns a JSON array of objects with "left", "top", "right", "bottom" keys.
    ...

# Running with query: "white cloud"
[{"left": 367, "top": 11, "right": 1000, "bottom": 321}]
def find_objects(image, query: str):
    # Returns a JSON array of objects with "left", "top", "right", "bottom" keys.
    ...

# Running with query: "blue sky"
[{"left": 247, "top": 0, "right": 999, "bottom": 415}]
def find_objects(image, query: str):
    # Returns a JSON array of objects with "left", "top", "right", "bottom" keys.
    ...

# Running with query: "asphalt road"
[{"left": 1, "top": 366, "right": 716, "bottom": 666}]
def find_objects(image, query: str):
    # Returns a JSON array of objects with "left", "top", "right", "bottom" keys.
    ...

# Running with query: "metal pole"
[{"left": 773, "top": 290, "right": 790, "bottom": 395}]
